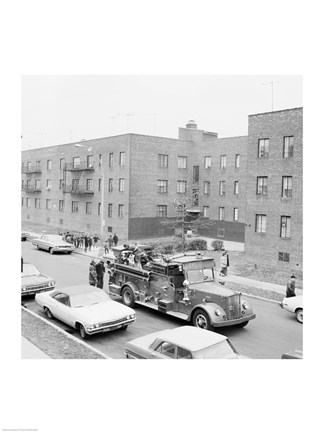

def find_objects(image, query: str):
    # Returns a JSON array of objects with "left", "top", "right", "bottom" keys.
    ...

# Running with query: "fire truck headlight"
[
  {"left": 215, "top": 309, "right": 221, "bottom": 316},
  {"left": 242, "top": 301, "right": 248, "bottom": 310}
]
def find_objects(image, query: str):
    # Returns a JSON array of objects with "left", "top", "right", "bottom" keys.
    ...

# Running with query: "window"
[
  {"left": 99, "top": 154, "right": 102, "bottom": 168},
  {"left": 157, "top": 180, "right": 168, "bottom": 193},
  {"left": 283, "top": 136, "right": 294, "bottom": 158},
  {"left": 35, "top": 198, "right": 41, "bottom": 209},
  {"left": 46, "top": 179, "right": 52, "bottom": 190},
  {"left": 177, "top": 347, "right": 193, "bottom": 359},
  {"left": 27, "top": 162, "right": 31, "bottom": 172},
  {"left": 235, "top": 154, "right": 240, "bottom": 168},
  {"left": 98, "top": 178, "right": 102, "bottom": 191},
  {"left": 204, "top": 156, "right": 211, "bottom": 169},
  {"left": 193, "top": 166, "right": 199, "bottom": 183},
  {"left": 119, "top": 152, "right": 126, "bottom": 166},
  {"left": 98, "top": 203, "right": 101, "bottom": 215},
  {"left": 108, "top": 204, "right": 112, "bottom": 217},
  {"left": 86, "top": 179, "right": 93, "bottom": 192},
  {"left": 35, "top": 161, "right": 41, "bottom": 171},
  {"left": 87, "top": 155, "right": 94, "bottom": 168},
  {"left": 158, "top": 154, "right": 168, "bottom": 168},
  {"left": 157, "top": 205, "right": 167, "bottom": 217},
  {"left": 86, "top": 202, "right": 92, "bottom": 214},
  {"left": 234, "top": 181, "right": 239, "bottom": 195},
  {"left": 21, "top": 197, "right": 24, "bottom": 207},
  {"left": 233, "top": 208, "right": 238, "bottom": 221},
  {"left": 280, "top": 216, "right": 291, "bottom": 238},
  {"left": 59, "top": 200, "right": 64, "bottom": 212},
  {"left": 47, "top": 159, "right": 52, "bottom": 170},
  {"left": 219, "top": 181, "right": 226, "bottom": 196},
  {"left": 178, "top": 156, "right": 187, "bottom": 169},
  {"left": 107, "top": 226, "right": 113, "bottom": 233},
  {"left": 255, "top": 214, "right": 266, "bottom": 233},
  {"left": 26, "top": 198, "right": 31, "bottom": 207},
  {"left": 109, "top": 153, "right": 113, "bottom": 167},
  {"left": 119, "top": 178, "right": 125, "bottom": 192},
  {"left": 192, "top": 189, "right": 199, "bottom": 206},
  {"left": 108, "top": 178, "right": 113, "bottom": 192},
  {"left": 35, "top": 179, "right": 41, "bottom": 190},
  {"left": 26, "top": 179, "right": 31, "bottom": 190},
  {"left": 258, "top": 138, "right": 269, "bottom": 158},
  {"left": 72, "top": 201, "right": 79, "bottom": 213},
  {"left": 279, "top": 252, "right": 290, "bottom": 262},
  {"left": 21, "top": 179, "right": 24, "bottom": 190},
  {"left": 46, "top": 199, "right": 51, "bottom": 210},
  {"left": 60, "top": 158, "right": 65, "bottom": 169},
  {"left": 73, "top": 157, "right": 80, "bottom": 168},
  {"left": 204, "top": 181, "right": 210, "bottom": 194},
  {"left": 118, "top": 204, "right": 124, "bottom": 217},
  {"left": 217, "top": 228, "right": 225, "bottom": 238},
  {"left": 219, "top": 207, "right": 225, "bottom": 221},
  {"left": 156, "top": 342, "right": 176, "bottom": 359},
  {"left": 220, "top": 155, "right": 226, "bottom": 169},
  {"left": 59, "top": 179, "right": 64, "bottom": 190},
  {"left": 282, "top": 176, "right": 292, "bottom": 198},
  {"left": 72, "top": 178, "right": 79, "bottom": 191},
  {"left": 256, "top": 177, "right": 268, "bottom": 195},
  {"left": 177, "top": 181, "right": 187, "bottom": 194},
  {"left": 203, "top": 206, "right": 210, "bottom": 218}
]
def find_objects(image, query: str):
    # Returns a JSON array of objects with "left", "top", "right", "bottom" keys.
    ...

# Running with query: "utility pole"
[{"left": 261, "top": 81, "right": 280, "bottom": 111}]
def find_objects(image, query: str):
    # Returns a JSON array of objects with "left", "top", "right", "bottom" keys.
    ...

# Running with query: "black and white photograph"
[{"left": 1, "top": 1, "right": 322, "bottom": 431}]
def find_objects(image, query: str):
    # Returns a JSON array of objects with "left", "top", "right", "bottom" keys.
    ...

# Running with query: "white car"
[
  {"left": 36, "top": 285, "right": 136, "bottom": 338},
  {"left": 32, "top": 234, "right": 75, "bottom": 254},
  {"left": 124, "top": 326, "right": 249, "bottom": 359},
  {"left": 21, "top": 262, "right": 56, "bottom": 297},
  {"left": 279, "top": 295, "right": 303, "bottom": 323}
]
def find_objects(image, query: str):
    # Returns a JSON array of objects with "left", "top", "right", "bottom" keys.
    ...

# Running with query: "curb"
[
  {"left": 233, "top": 290, "right": 281, "bottom": 305},
  {"left": 22, "top": 306, "right": 111, "bottom": 359}
]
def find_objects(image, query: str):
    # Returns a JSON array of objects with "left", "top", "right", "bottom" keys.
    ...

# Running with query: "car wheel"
[
  {"left": 36, "top": 245, "right": 40, "bottom": 250},
  {"left": 49, "top": 248, "right": 54, "bottom": 255},
  {"left": 122, "top": 286, "right": 135, "bottom": 307},
  {"left": 192, "top": 309, "right": 212, "bottom": 331},
  {"left": 235, "top": 320, "right": 249, "bottom": 328},
  {"left": 44, "top": 307, "right": 54, "bottom": 319},
  {"left": 79, "top": 324, "right": 88, "bottom": 339},
  {"left": 296, "top": 308, "right": 303, "bottom": 324},
  {"left": 121, "top": 325, "right": 128, "bottom": 331}
]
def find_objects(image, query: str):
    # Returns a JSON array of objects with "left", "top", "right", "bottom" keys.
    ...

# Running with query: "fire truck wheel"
[
  {"left": 192, "top": 310, "right": 212, "bottom": 331},
  {"left": 122, "top": 286, "right": 135, "bottom": 307}
]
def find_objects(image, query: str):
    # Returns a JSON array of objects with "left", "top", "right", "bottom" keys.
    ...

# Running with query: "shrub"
[
  {"left": 186, "top": 238, "right": 207, "bottom": 251},
  {"left": 149, "top": 237, "right": 184, "bottom": 254},
  {"left": 211, "top": 240, "right": 224, "bottom": 251}
]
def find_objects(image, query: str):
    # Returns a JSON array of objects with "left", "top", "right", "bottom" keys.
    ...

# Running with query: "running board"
[{"left": 134, "top": 300, "right": 189, "bottom": 321}]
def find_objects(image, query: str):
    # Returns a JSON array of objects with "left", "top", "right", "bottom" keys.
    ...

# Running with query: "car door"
[{"left": 41, "top": 235, "right": 49, "bottom": 250}]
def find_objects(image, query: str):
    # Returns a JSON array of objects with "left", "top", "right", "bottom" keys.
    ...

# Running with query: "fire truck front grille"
[{"left": 225, "top": 295, "right": 241, "bottom": 320}]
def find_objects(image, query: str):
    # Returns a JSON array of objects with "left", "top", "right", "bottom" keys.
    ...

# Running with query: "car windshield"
[
  {"left": 70, "top": 290, "right": 109, "bottom": 308},
  {"left": 22, "top": 264, "right": 40, "bottom": 277},
  {"left": 194, "top": 340, "right": 238, "bottom": 359},
  {"left": 186, "top": 267, "right": 214, "bottom": 284}
]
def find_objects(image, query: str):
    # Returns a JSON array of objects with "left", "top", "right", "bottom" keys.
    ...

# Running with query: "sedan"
[
  {"left": 279, "top": 295, "right": 303, "bottom": 323},
  {"left": 32, "top": 234, "right": 75, "bottom": 254},
  {"left": 36, "top": 285, "right": 136, "bottom": 339},
  {"left": 124, "top": 326, "right": 249, "bottom": 359},
  {"left": 21, "top": 262, "right": 56, "bottom": 297}
]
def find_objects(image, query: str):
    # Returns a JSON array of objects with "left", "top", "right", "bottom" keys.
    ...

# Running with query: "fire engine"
[{"left": 108, "top": 248, "right": 256, "bottom": 330}]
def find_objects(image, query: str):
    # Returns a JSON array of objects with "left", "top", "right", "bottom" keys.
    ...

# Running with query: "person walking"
[
  {"left": 88, "top": 236, "right": 93, "bottom": 251},
  {"left": 95, "top": 260, "right": 106, "bottom": 289},
  {"left": 93, "top": 234, "right": 99, "bottom": 248},
  {"left": 108, "top": 235, "right": 113, "bottom": 250},
  {"left": 286, "top": 275, "right": 297, "bottom": 298},
  {"left": 104, "top": 239, "right": 109, "bottom": 254},
  {"left": 89, "top": 260, "right": 97, "bottom": 286},
  {"left": 84, "top": 235, "right": 89, "bottom": 253},
  {"left": 224, "top": 251, "right": 230, "bottom": 276},
  {"left": 219, "top": 252, "right": 227, "bottom": 277},
  {"left": 113, "top": 233, "right": 118, "bottom": 247}
]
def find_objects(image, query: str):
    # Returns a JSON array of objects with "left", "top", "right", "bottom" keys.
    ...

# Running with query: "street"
[{"left": 22, "top": 241, "right": 303, "bottom": 359}]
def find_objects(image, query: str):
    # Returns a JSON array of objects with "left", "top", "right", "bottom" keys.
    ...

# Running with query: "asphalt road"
[{"left": 22, "top": 241, "right": 303, "bottom": 359}]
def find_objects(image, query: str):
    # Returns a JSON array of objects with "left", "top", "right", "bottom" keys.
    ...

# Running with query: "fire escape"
[{"left": 62, "top": 160, "right": 95, "bottom": 195}]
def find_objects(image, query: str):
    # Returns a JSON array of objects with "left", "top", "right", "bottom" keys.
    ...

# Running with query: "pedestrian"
[
  {"left": 84, "top": 235, "right": 89, "bottom": 253},
  {"left": 104, "top": 239, "right": 109, "bottom": 254},
  {"left": 93, "top": 234, "right": 99, "bottom": 248},
  {"left": 89, "top": 260, "right": 97, "bottom": 286},
  {"left": 219, "top": 252, "right": 227, "bottom": 277},
  {"left": 88, "top": 236, "right": 93, "bottom": 251},
  {"left": 286, "top": 275, "right": 297, "bottom": 298},
  {"left": 113, "top": 233, "right": 118, "bottom": 246},
  {"left": 224, "top": 251, "right": 230, "bottom": 276},
  {"left": 95, "top": 260, "right": 106, "bottom": 289},
  {"left": 108, "top": 235, "right": 113, "bottom": 250}
]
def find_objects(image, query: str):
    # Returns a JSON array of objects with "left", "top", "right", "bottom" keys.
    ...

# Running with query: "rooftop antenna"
[
  {"left": 261, "top": 81, "right": 280, "bottom": 111},
  {"left": 151, "top": 113, "right": 160, "bottom": 135},
  {"left": 118, "top": 113, "right": 135, "bottom": 133}
]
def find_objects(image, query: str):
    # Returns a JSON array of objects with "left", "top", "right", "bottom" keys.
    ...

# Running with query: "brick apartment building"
[{"left": 21, "top": 108, "right": 303, "bottom": 273}]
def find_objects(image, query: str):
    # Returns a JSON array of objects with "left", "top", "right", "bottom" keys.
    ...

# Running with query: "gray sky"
[{"left": 21, "top": 75, "right": 302, "bottom": 150}]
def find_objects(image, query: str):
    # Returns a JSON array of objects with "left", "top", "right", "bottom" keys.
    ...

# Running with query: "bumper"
[
  {"left": 86, "top": 318, "right": 136, "bottom": 335},
  {"left": 212, "top": 313, "right": 256, "bottom": 327},
  {"left": 21, "top": 286, "right": 55, "bottom": 297},
  {"left": 54, "top": 247, "right": 74, "bottom": 253}
]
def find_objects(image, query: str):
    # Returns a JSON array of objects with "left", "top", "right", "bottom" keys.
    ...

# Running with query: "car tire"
[
  {"left": 44, "top": 307, "right": 54, "bottom": 319},
  {"left": 49, "top": 248, "right": 54, "bottom": 255},
  {"left": 296, "top": 308, "right": 303, "bottom": 324},
  {"left": 36, "top": 245, "right": 40, "bottom": 250},
  {"left": 121, "top": 325, "right": 128, "bottom": 331},
  {"left": 192, "top": 309, "right": 212, "bottom": 331},
  {"left": 121, "top": 286, "right": 135, "bottom": 308},
  {"left": 235, "top": 320, "right": 249, "bottom": 328},
  {"left": 79, "top": 324, "right": 88, "bottom": 339}
]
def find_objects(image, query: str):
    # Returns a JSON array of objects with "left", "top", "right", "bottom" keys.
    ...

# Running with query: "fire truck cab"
[{"left": 108, "top": 252, "right": 255, "bottom": 330}]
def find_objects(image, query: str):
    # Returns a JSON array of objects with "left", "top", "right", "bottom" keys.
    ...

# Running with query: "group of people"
[
  {"left": 103, "top": 233, "right": 119, "bottom": 254},
  {"left": 219, "top": 251, "right": 230, "bottom": 276},
  {"left": 89, "top": 259, "right": 111, "bottom": 289},
  {"left": 62, "top": 231, "right": 119, "bottom": 254}
]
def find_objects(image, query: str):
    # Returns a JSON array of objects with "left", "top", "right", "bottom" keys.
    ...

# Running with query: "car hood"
[
  {"left": 73, "top": 301, "right": 135, "bottom": 323},
  {"left": 190, "top": 282, "right": 235, "bottom": 296},
  {"left": 21, "top": 274, "right": 54, "bottom": 287}
]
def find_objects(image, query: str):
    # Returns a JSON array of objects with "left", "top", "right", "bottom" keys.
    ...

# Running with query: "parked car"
[
  {"left": 279, "top": 296, "right": 303, "bottom": 323},
  {"left": 21, "top": 231, "right": 30, "bottom": 242},
  {"left": 32, "top": 234, "right": 75, "bottom": 254},
  {"left": 281, "top": 348, "right": 303, "bottom": 359},
  {"left": 124, "top": 326, "right": 249, "bottom": 359},
  {"left": 21, "top": 262, "right": 56, "bottom": 297},
  {"left": 35, "top": 285, "right": 136, "bottom": 339}
]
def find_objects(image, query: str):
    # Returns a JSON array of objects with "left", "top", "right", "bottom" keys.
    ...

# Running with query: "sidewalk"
[{"left": 21, "top": 336, "right": 51, "bottom": 359}]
